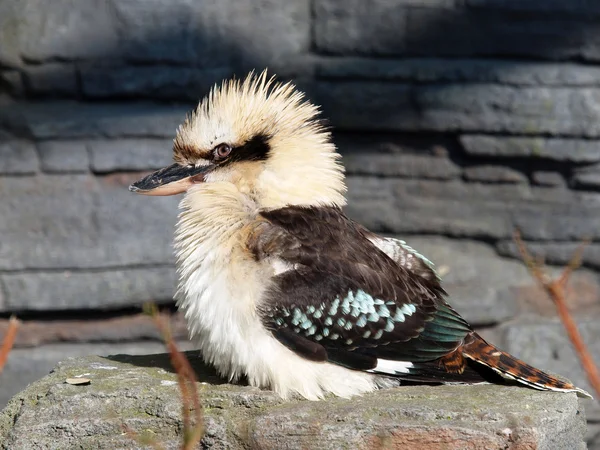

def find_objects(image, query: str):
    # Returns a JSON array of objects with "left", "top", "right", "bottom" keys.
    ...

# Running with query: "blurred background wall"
[{"left": 1, "top": 0, "right": 600, "bottom": 445}]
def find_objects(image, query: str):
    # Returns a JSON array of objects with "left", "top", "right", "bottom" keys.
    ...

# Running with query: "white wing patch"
[
  {"left": 370, "top": 236, "right": 438, "bottom": 278},
  {"left": 369, "top": 359, "right": 414, "bottom": 375}
]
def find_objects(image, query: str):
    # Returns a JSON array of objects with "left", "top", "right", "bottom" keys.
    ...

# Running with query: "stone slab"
[
  {"left": 89, "top": 138, "right": 174, "bottom": 172},
  {"left": 463, "top": 165, "right": 528, "bottom": 184},
  {"left": 317, "top": 57, "right": 600, "bottom": 86},
  {"left": 0, "top": 174, "right": 178, "bottom": 270},
  {"left": 38, "top": 140, "right": 89, "bottom": 173},
  {"left": 22, "top": 63, "right": 78, "bottom": 96},
  {"left": 1, "top": 266, "right": 176, "bottom": 312},
  {"left": 343, "top": 152, "right": 460, "bottom": 179},
  {"left": 81, "top": 66, "right": 232, "bottom": 100},
  {"left": 314, "top": 0, "right": 407, "bottom": 55},
  {"left": 0, "top": 102, "right": 190, "bottom": 139},
  {"left": 0, "top": 353, "right": 588, "bottom": 449},
  {"left": 460, "top": 135, "right": 600, "bottom": 163},
  {"left": 0, "top": 140, "right": 38, "bottom": 174}
]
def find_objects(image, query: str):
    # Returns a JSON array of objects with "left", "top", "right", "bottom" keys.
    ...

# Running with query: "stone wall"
[{"left": 2, "top": 0, "right": 600, "bottom": 446}]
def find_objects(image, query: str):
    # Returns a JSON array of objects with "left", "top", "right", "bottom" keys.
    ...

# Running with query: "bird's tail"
[{"left": 461, "top": 332, "right": 592, "bottom": 398}]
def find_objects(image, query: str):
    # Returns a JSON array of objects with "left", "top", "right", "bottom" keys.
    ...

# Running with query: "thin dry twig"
[
  {"left": 146, "top": 304, "right": 204, "bottom": 450},
  {"left": 0, "top": 316, "right": 19, "bottom": 375},
  {"left": 514, "top": 230, "right": 600, "bottom": 398}
]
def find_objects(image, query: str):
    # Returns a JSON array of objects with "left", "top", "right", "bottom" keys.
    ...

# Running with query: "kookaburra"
[{"left": 130, "top": 71, "right": 589, "bottom": 400}]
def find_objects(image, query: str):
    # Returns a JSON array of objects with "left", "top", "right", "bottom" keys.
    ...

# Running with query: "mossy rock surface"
[{"left": 0, "top": 351, "right": 588, "bottom": 449}]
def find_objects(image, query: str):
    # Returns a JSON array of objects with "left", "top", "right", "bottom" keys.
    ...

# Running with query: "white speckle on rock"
[
  {"left": 160, "top": 380, "right": 177, "bottom": 386},
  {"left": 89, "top": 363, "right": 118, "bottom": 370}
]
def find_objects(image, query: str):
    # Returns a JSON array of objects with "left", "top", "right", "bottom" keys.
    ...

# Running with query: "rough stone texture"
[
  {"left": 18, "top": 0, "right": 119, "bottom": 62},
  {"left": 317, "top": 58, "right": 600, "bottom": 86},
  {"left": 463, "top": 165, "right": 528, "bottom": 184},
  {"left": 1, "top": 266, "right": 176, "bottom": 311},
  {"left": 405, "top": 8, "right": 600, "bottom": 61},
  {"left": 0, "top": 71, "right": 23, "bottom": 97},
  {"left": 0, "top": 354, "right": 588, "bottom": 449},
  {"left": 497, "top": 241, "right": 600, "bottom": 270},
  {"left": 38, "top": 140, "right": 89, "bottom": 173},
  {"left": 0, "top": 342, "right": 194, "bottom": 410},
  {"left": 0, "top": 140, "right": 38, "bottom": 174},
  {"left": 314, "top": 0, "right": 407, "bottom": 55},
  {"left": 22, "top": 63, "right": 78, "bottom": 96},
  {"left": 0, "top": 174, "right": 178, "bottom": 271},
  {"left": 343, "top": 152, "right": 460, "bottom": 179},
  {"left": 0, "top": 102, "right": 190, "bottom": 139},
  {"left": 89, "top": 138, "right": 174, "bottom": 172},
  {"left": 81, "top": 66, "right": 232, "bottom": 100},
  {"left": 460, "top": 135, "right": 600, "bottom": 162},
  {"left": 532, "top": 171, "right": 566, "bottom": 187}
]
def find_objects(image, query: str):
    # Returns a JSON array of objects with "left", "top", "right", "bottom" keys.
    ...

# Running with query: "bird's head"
[{"left": 130, "top": 71, "right": 346, "bottom": 209}]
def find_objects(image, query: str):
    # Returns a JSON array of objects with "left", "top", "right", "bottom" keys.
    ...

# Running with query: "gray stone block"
[
  {"left": 0, "top": 175, "right": 178, "bottom": 270},
  {"left": 466, "top": 0, "right": 600, "bottom": 16},
  {"left": 18, "top": 0, "right": 119, "bottom": 62},
  {"left": 460, "top": 135, "right": 600, "bottom": 162},
  {"left": 0, "top": 0, "right": 24, "bottom": 68},
  {"left": 532, "top": 171, "right": 567, "bottom": 187},
  {"left": 406, "top": 8, "right": 597, "bottom": 60},
  {"left": 315, "top": 82, "right": 600, "bottom": 136},
  {"left": 89, "top": 139, "right": 174, "bottom": 172},
  {"left": 314, "top": 0, "right": 407, "bottom": 55},
  {"left": 497, "top": 241, "right": 600, "bottom": 270},
  {"left": 0, "top": 354, "right": 588, "bottom": 449},
  {"left": 81, "top": 66, "right": 232, "bottom": 100},
  {"left": 113, "top": 0, "right": 310, "bottom": 70},
  {"left": 22, "top": 63, "right": 78, "bottom": 96},
  {"left": 1, "top": 266, "right": 176, "bottom": 311},
  {"left": 343, "top": 153, "right": 460, "bottom": 179},
  {"left": 0, "top": 71, "right": 23, "bottom": 97},
  {"left": 317, "top": 57, "right": 600, "bottom": 86},
  {"left": 346, "top": 176, "right": 598, "bottom": 240},
  {"left": 572, "top": 163, "right": 600, "bottom": 190},
  {"left": 463, "top": 165, "right": 528, "bottom": 184},
  {"left": 415, "top": 85, "right": 600, "bottom": 136},
  {"left": 0, "top": 140, "right": 38, "bottom": 174},
  {"left": 315, "top": 82, "right": 419, "bottom": 131},
  {"left": 38, "top": 140, "right": 89, "bottom": 173},
  {"left": 0, "top": 102, "right": 190, "bottom": 139}
]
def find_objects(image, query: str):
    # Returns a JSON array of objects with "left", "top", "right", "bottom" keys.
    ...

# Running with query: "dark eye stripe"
[{"left": 218, "top": 133, "right": 271, "bottom": 165}]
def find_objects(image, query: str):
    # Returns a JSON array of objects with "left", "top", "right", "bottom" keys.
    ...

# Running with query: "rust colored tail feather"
[{"left": 462, "top": 332, "right": 592, "bottom": 398}]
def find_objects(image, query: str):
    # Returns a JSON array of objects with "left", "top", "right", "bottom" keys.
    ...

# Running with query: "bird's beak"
[{"left": 129, "top": 163, "right": 215, "bottom": 196}]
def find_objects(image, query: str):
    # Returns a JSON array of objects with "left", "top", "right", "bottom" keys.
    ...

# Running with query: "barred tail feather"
[{"left": 462, "top": 333, "right": 592, "bottom": 398}]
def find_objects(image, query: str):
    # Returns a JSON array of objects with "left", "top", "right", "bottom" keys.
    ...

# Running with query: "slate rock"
[
  {"left": 317, "top": 57, "right": 600, "bottom": 86},
  {"left": 0, "top": 102, "right": 190, "bottom": 139},
  {"left": 460, "top": 135, "right": 600, "bottom": 162},
  {"left": 38, "top": 140, "right": 89, "bottom": 173},
  {"left": 314, "top": 0, "right": 407, "bottom": 55},
  {"left": 22, "top": 63, "right": 78, "bottom": 96},
  {"left": 1, "top": 266, "right": 176, "bottom": 312},
  {"left": 0, "top": 174, "right": 178, "bottom": 270},
  {"left": 18, "top": 0, "right": 119, "bottom": 62},
  {"left": 343, "top": 152, "right": 460, "bottom": 179},
  {"left": 0, "top": 353, "right": 588, "bottom": 449},
  {"left": 81, "top": 66, "right": 232, "bottom": 100},
  {"left": 463, "top": 165, "right": 528, "bottom": 184},
  {"left": 0, "top": 140, "right": 38, "bottom": 174},
  {"left": 532, "top": 171, "right": 566, "bottom": 187},
  {"left": 89, "top": 138, "right": 174, "bottom": 172}
]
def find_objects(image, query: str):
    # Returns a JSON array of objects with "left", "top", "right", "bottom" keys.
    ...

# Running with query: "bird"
[{"left": 130, "top": 71, "right": 590, "bottom": 400}]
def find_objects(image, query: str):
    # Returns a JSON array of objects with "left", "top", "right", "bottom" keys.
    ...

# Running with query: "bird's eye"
[{"left": 214, "top": 143, "right": 232, "bottom": 160}]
